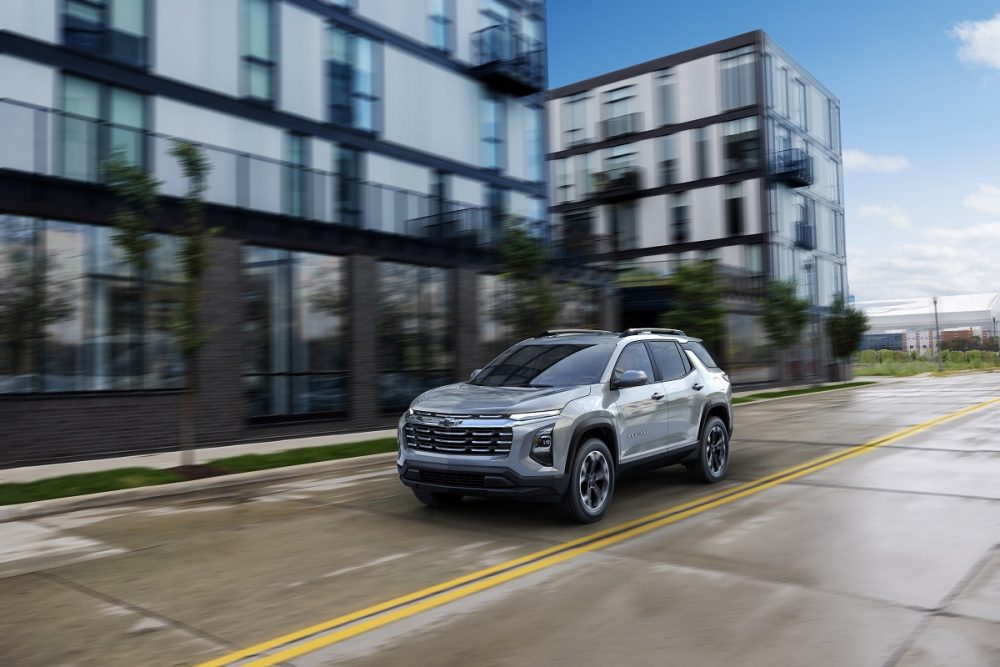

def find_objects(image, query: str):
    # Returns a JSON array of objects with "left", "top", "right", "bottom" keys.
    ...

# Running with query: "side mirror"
[
  {"left": 612, "top": 369, "right": 648, "bottom": 390},
  {"left": 469, "top": 369, "right": 482, "bottom": 381}
]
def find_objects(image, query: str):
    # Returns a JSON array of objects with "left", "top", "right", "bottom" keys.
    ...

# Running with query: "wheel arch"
[{"left": 566, "top": 416, "right": 619, "bottom": 472}]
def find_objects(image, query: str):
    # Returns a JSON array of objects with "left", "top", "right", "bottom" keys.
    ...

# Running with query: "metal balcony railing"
[
  {"left": 470, "top": 24, "right": 545, "bottom": 96},
  {"left": 553, "top": 233, "right": 613, "bottom": 261},
  {"left": 601, "top": 112, "right": 642, "bottom": 140},
  {"left": 795, "top": 221, "right": 816, "bottom": 250},
  {"left": 592, "top": 166, "right": 642, "bottom": 199},
  {"left": 0, "top": 98, "right": 543, "bottom": 249},
  {"left": 772, "top": 148, "right": 814, "bottom": 187}
]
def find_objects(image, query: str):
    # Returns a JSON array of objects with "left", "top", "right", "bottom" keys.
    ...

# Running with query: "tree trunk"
[{"left": 179, "top": 363, "right": 197, "bottom": 466}]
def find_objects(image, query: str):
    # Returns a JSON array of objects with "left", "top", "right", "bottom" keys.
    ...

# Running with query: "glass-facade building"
[{"left": 0, "top": 0, "right": 612, "bottom": 464}]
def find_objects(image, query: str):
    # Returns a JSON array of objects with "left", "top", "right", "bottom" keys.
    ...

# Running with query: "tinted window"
[
  {"left": 682, "top": 341, "right": 720, "bottom": 369},
  {"left": 471, "top": 343, "right": 614, "bottom": 388},
  {"left": 648, "top": 341, "right": 688, "bottom": 380},
  {"left": 613, "top": 343, "right": 655, "bottom": 382}
]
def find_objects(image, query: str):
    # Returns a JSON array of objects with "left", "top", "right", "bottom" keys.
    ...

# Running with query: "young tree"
[
  {"left": 102, "top": 151, "right": 161, "bottom": 274},
  {"left": 658, "top": 260, "right": 725, "bottom": 356},
  {"left": 825, "top": 294, "right": 869, "bottom": 363},
  {"left": 168, "top": 140, "right": 215, "bottom": 466},
  {"left": 499, "top": 220, "right": 558, "bottom": 341},
  {"left": 761, "top": 280, "right": 810, "bottom": 383}
]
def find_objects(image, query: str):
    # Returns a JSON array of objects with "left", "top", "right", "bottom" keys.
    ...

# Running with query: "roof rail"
[
  {"left": 535, "top": 329, "right": 614, "bottom": 337},
  {"left": 619, "top": 327, "right": 687, "bottom": 338}
]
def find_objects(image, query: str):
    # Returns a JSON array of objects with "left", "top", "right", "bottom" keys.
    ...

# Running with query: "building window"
[
  {"left": 327, "top": 0, "right": 355, "bottom": 10},
  {"left": 792, "top": 79, "right": 807, "bottom": 129},
  {"left": 610, "top": 202, "right": 637, "bottom": 251},
  {"left": 659, "top": 135, "right": 678, "bottom": 186},
  {"left": 725, "top": 183, "right": 744, "bottom": 236},
  {"left": 671, "top": 192, "right": 690, "bottom": 244},
  {"left": 478, "top": 274, "right": 514, "bottom": 361},
  {"left": 744, "top": 243, "right": 763, "bottom": 273},
  {"left": 328, "top": 26, "right": 381, "bottom": 132},
  {"left": 656, "top": 69, "right": 676, "bottom": 126},
  {"left": 605, "top": 143, "right": 637, "bottom": 175},
  {"left": 427, "top": 0, "right": 455, "bottom": 54},
  {"left": 377, "top": 262, "right": 453, "bottom": 413},
  {"left": 602, "top": 85, "right": 638, "bottom": 138},
  {"left": 485, "top": 185, "right": 508, "bottom": 242},
  {"left": 829, "top": 100, "right": 841, "bottom": 151},
  {"left": 775, "top": 124, "right": 792, "bottom": 153},
  {"left": 243, "top": 247, "right": 348, "bottom": 417},
  {"left": 555, "top": 158, "right": 573, "bottom": 204},
  {"left": 525, "top": 105, "right": 543, "bottom": 182},
  {"left": 721, "top": 46, "right": 757, "bottom": 111},
  {"left": 64, "top": 0, "right": 149, "bottom": 68},
  {"left": 60, "top": 74, "right": 146, "bottom": 182},
  {"left": 575, "top": 153, "right": 594, "bottom": 199},
  {"left": 335, "top": 146, "right": 363, "bottom": 228},
  {"left": 774, "top": 64, "right": 789, "bottom": 116},
  {"left": 285, "top": 133, "right": 310, "bottom": 218},
  {"left": 694, "top": 126, "right": 710, "bottom": 180},
  {"left": 834, "top": 211, "right": 845, "bottom": 256},
  {"left": 242, "top": 0, "right": 275, "bottom": 103},
  {"left": 564, "top": 92, "right": 589, "bottom": 147},
  {"left": 722, "top": 117, "right": 759, "bottom": 173},
  {"left": 481, "top": 90, "right": 505, "bottom": 170},
  {"left": 1, "top": 216, "right": 184, "bottom": 394},
  {"left": 559, "top": 209, "right": 597, "bottom": 257}
]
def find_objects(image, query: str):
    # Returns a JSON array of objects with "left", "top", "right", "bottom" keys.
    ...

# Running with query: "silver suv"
[{"left": 397, "top": 328, "right": 733, "bottom": 523}]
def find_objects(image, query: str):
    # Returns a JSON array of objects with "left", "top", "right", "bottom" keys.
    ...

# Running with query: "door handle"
[
  {"left": 692, "top": 383, "right": 704, "bottom": 391},
  {"left": 651, "top": 392, "right": 665, "bottom": 400}
]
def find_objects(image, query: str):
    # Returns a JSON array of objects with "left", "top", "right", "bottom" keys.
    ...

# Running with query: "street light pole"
[{"left": 933, "top": 296, "right": 943, "bottom": 371}]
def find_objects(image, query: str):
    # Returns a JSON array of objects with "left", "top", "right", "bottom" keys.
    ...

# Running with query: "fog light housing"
[{"left": 529, "top": 425, "right": 554, "bottom": 467}]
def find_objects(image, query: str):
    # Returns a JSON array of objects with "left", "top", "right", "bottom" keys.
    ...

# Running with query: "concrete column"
[{"left": 349, "top": 254, "right": 379, "bottom": 426}]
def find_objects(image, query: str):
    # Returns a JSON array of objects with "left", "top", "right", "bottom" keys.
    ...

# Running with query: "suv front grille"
[
  {"left": 419, "top": 470, "right": 487, "bottom": 487},
  {"left": 404, "top": 422, "right": 513, "bottom": 455}
]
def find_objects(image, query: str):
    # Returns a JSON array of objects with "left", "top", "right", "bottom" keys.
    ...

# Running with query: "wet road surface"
[{"left": 1, "top": 374, "right": 999, "bottom": 666}]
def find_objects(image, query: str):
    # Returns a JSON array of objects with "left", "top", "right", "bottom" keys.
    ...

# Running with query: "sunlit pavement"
[{"left": 2, "top": 375, "right": 999, "bottom": 666}]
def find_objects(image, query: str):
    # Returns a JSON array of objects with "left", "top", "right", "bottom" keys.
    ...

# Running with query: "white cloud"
[
  {"left": 858, "top": 204, "right": 912, "bottom": 229},
  {"left": 842, "top": 149, "right": 912, "bottom": 173},
  {"left": 952, "top": 12, "right": 1000, "bottom": 70},
  {"left": 962, "top": 184, "right": 1000, "bottom": 216},
  {"left": 848, "top": 222, "right": 1000, "bottom": 300}
]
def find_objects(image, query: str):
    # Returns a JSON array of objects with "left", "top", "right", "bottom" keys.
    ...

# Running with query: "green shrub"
[
  {"left": 878, "top": 349, "right": 895, "bottom": 364},
  {"left": 858, "top": 349, "right": 877, "bottom": 364},
  {"left": 892, "top": 350, "right": 908, "bottom": 363},
  {"left": 984, "top": 351, "right": 999, "bottom": 365}
]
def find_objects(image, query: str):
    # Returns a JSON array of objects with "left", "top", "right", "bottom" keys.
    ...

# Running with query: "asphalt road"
[{"left": 2, "top": 374, "right": 999, "bottom": 666}]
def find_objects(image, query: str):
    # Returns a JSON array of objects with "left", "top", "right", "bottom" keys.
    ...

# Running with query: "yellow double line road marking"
[{"left": 199, "top": 395, "right": 1000, "bottom": 667}]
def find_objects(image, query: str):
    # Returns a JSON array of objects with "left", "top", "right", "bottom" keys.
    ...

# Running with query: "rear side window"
[
  {"left": 682, "top": 341, "right": 720, "bottom": 369},
  {"left": 648, "top": 341, "right": 688, "bottom": 380}
]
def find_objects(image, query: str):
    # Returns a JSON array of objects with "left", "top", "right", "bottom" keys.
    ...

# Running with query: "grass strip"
[
  {"left": 0, "top": 438, "right": 398, "bottom": 507},
  {"left": 733, "top": 381, "right": 876, "bottom": 404}
]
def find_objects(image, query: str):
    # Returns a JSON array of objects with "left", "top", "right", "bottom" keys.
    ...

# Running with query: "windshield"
[
  {"left": 682, "top": 341, "right": 720, "bottom": 369},
  {"left": 470, "top": 343, "right": 614, "bottom": 388}
]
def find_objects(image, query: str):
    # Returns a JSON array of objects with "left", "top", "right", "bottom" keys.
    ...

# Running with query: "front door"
[{"left": 612, "top": 342, "right": 669, "bottom": 461}]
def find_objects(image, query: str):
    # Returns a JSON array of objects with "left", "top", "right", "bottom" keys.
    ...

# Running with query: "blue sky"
[{"left": 547, "top": 1, "right": 1000, "bottom": 301}]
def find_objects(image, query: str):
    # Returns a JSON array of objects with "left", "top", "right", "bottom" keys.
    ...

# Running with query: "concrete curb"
[
  {"left": 732, "top": 380, "right": 889, "bottom": 407},
  {"left": 0, "top": 380, "right": 894, "bottom": 523},
  {"left": 0, "top": 451, "right": 398, "bottom": 523}
]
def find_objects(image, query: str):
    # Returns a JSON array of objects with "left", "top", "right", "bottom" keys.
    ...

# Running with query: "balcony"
[
  {"left": 795, "top": 221, "right": 816, "bottom": 250},
  {"left": 601, "top": 113, "right": 643, "bottom": 140},
  {"left": 0, "top": 98, "right": 536, "bottom": 250},
  {"left": 553, "top": 233, "right": 613, "bottom": 261},
  {"left": 772, "top": 148, "right": 813, "bottom": 187},
  {"left": 717, "top": 266, "right": 768, "bottom": 296},
  {"left": 592, "top": 166, "right": 642, "bottom": 200},
  {"left": 470, "top": 25, "right": 545, "bottom": 96}
]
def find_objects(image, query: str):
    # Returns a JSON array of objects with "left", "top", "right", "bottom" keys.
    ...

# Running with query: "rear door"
[
  {"left": 611, "top": 342, "right": 669, "bottom": 461},
  {"left": 648, "top": 340, "right": 705, "bottom": 447}
]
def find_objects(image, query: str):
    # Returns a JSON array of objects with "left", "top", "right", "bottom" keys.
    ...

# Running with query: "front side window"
[
  {"left": 1, "top": 216, "right": 183, "bottom": 393},
  {"left": 721, "top": 46, "right": 756, "bottom": 111},
  {"left": 60, "top": 74, "right": 146, "bottom": 181},
  {"left": 723, "top": 117, "right": 759, "bottom": 173},
  {"left": 64, "top": 0, "right": 148, "bottom": 68},
  {"left": 244, "top": 248, "right": 348, "bottom": 417},
  {"left": 481, "top": 91, "right": 505, "bottom": 170},
  {"left": 243, "top": 0, "right": 275, "bottom": 103},
  {"left": 427, "top": 0, "right": 455, "bottom": 53},
  {"left": 613, "top": 342, "right": 655, "bottom": 381},
  {"left": 472, "top": 343, "right": 615, "bottom": 388},
  {"left": 328, "top": 26, "right": 381, "bottom": 132}
]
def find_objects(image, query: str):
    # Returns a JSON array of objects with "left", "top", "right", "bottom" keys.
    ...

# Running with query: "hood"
[{"left": 411, "top": 383, "right": 591, "bottom": 415}]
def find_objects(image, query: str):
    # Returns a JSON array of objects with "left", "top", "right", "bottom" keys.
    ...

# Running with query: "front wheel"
[
  {"left": 686, "top": 416, "right": 730, "bottom": 483},
  {"left": 412, "top": 487, "right": 463, "bottom": 508},
  {"left": 560, "top": 438, "right": 615, "bottom": 523}
]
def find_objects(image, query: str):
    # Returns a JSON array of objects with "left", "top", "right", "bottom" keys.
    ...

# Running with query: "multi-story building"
[
  {"left": 0, "top": 0, "right": 612, "bottom": 464},
  {"left": 546, "top": 31, "right": 847, "bottom": 384}
]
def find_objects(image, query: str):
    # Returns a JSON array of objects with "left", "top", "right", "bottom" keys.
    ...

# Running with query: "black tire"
[
  {"left": 412, "top": 487, "right": 463, "bottom": 508},
  {"left": 559, "top": 438, "right": 615, "bottom": 523},
  {"left": 686, "top": 416, "right": 730, "bottom": 483}
]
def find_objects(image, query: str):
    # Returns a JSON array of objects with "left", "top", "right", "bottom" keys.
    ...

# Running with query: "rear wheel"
[
  {"left": 560, "top": 438, "right": 615, "bottom": 523},
  {"left": 412, "top": 487, "right": 463, "bottom": 508},
  {"left": 686, "top": 416, "right": 730, "bottom": 483}
]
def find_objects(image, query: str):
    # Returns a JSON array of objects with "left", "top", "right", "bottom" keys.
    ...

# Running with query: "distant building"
[
  {"left": 857, "top": 294, "right": 1000, "bottom": 340},
  {"left": 860, "top": 332, "right": 904, "bottom": 352},
  {"left": 905, "top": 330, "right": 937, "bottom": 355},
  {"left": 545, "top": 30, "right": 846, "bottom": 385}
]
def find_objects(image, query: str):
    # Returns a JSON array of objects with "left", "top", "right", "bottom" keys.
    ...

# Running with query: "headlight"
[
  {"left": 508, "top": 409, "right": 560, "bottom": 421},
  {"left": 529, "top": 425, "right": 554, "bottom": 467}
]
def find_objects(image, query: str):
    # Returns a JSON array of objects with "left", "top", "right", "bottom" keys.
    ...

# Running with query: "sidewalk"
[{"left": 0, "top": 429, "right": 396, "bottom": 484}]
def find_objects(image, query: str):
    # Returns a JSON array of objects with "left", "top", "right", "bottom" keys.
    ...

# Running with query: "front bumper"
[{"left": 398, "top": 460, "right": 568, "bottom": 502}]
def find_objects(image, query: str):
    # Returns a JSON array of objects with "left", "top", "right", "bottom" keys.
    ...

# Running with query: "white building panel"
[
  {"left": 677, "top": 55, "right": 721, "bottom": 123},
  {"left": 0, "top": 0, "right": 57, "bottom": 43},
  {"left": 0, "top": 56, "right": 55, "bottom": 107},
  {"left": 154, "top": 0, "right": 239, "bottom": 97},
  {"left": 279, "top": 2, "right": 325, "bottom": 121},
  {"left": 358, "top": 0, "right": 426, "bottom": 47},
  {"left": 367, "top": 153, "right": 429, "bottom": 195}
]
